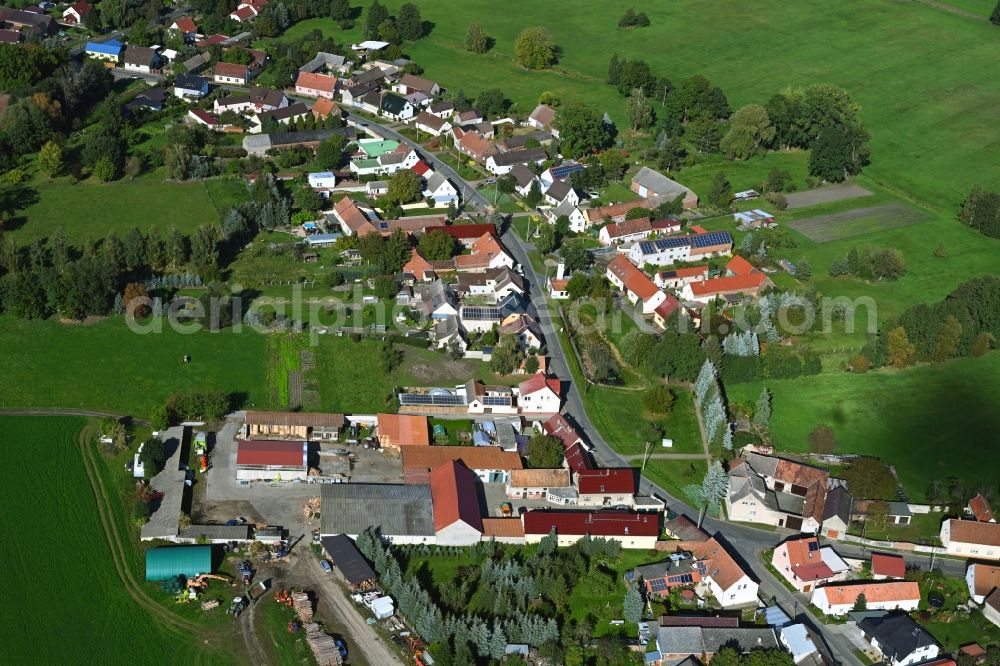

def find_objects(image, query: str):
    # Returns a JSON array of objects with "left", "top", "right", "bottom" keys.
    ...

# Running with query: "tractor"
[{"left": 227, "top": 596, "right": 247, "bottom": 618}]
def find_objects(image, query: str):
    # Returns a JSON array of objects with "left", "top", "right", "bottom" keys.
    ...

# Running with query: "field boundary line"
[{"left": 75, "top": 422, "right": 212, "bottom": 641}]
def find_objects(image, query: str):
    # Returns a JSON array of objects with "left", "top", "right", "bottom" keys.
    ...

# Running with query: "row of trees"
[
  {"left": 860, "top": 275, "right": 998, "bottom": 369},
  {"left": 958, "top": 186, "right": 1000, "bottom": 239}
]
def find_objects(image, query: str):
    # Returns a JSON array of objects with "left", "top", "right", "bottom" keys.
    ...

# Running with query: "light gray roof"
[
  {"left": 243, "top": 135, "right": 272, "bottom": 151},
  {"left": 632, "top": 166, "right": 693, "bottom": 198},
  {"left": 181, "top": 52, "right": 211, "bottom": 72},
  {"left": 550, "top": 199, "right": 579, "bottom": 220},
  {"left": 320, "top": 484, "right": 435, "bottom": 537},
  {"left": 300, "top": 51, "right": 347, "bottom": 72},
  {"left": 509, "top": 164, "right": 535, "bottom": 188},
  {"left": 179, "top": 524, "right": 252, "bottom": 540},
  {"left": 425, "top": 172, "right": 449, "bottom": 191}
]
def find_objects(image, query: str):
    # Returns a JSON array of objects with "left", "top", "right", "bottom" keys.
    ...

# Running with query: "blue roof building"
[
  {"left": 86, "top": 39, "right": 124, "bottom": 58},
  {"left": 145, "top": 545, "right": 212, "bottom": 581}
]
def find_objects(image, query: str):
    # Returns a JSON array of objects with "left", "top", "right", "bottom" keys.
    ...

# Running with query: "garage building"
[{"left": 236, "top": 439, "right": 309, "bottom": 481}]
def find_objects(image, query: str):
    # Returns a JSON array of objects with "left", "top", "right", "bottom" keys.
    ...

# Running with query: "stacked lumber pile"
[
  {"left": 292, "top": 591, "right": 314, "bottom": 622},
  {"left": 304, "top": 623, "right": 343, "bottom": 666}
]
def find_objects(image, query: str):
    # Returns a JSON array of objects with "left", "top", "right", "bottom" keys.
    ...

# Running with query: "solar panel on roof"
[
  {"left": 808, "top": 541, "right": 819, "bottom": 552},
  {"left": 638, "top": 241, "right": 655, "bottom": 254},
  {"left": 691, "top": 231, "right": 732, "bottom": 248},
  {"left": 399, "top": 393, "right": 432, "bottom": 405},
  {"left": 648, "top": 578, "right": 669, "bottom": 593},
  {"left": 461, "top": 306, "right": 501, "bottom": 320},
  {"left": 483, "top": 396, "right": 512, "bottom": 406},
  {"left": 549, "top": 163, "right": 583, "bottom": 179}
]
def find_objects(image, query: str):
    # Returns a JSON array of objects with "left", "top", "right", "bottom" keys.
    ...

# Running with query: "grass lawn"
[
  {"left": 726, "top": 353, "right": 1000, "bottom": 498},
  {"left": 344, "top": 0, "right": 1000, "bottom": 210},
  {"left": 0, "top": 316, "right": 267, "bottom": 416},
  {"left": 429, "top": 417, "right": 475, "bottom": 444},
  {"left": 7, "top": 172, "right": 248, "bottom": 246},
  {"left": 258, "top": 596, "right": 320, "bottom": 666},
  {"left": 914, "top": 571, "right": 1000, "bottom": 650},
  {"left": 634, "top": 458, "right": 709, "bottom": 510},
  {"left": 584, "top": 384, "right": 703, "bottom": 456},
  {"left": 847, "top": 512, "right": 948, "bottom": 544},
  {"left": 0, "top": 416, "right": 233, "bottom": 664}
]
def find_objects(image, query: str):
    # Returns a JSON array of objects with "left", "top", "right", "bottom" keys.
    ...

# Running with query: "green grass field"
[
  {"left": 0, "top": 416, "right": 227, "bottom": 663},
  {"left": 0, "top": 316, "right": 267, "bottom": 416},
  {"left": 726, "top": 353, "right": 1000, "bottom": 498},
  {"left": 6, "top": 172, "right": 248, "bottom": 246},
  {"left": 584, "top": 384, "right": 703, "bottom": 456}
]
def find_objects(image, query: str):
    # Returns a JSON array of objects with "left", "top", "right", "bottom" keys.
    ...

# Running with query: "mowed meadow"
[
  {"left": 335, "top": 0, "right": 1000, "bottom": 209},
  {"left": 0, "top": 416, "right": 223, "bottom": 664}
]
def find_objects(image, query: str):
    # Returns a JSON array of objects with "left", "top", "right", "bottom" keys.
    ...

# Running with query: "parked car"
[
  {"left": 320, "top": 560, "right": 332, "bottom": 574},
  {"left": 334, "top": 639, "right": 347, "bottom": 658}
]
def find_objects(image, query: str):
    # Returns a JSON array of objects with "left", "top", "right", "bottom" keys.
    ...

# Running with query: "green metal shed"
[{"left": 145, "top": 545, "right": 212, "bottom": 581}]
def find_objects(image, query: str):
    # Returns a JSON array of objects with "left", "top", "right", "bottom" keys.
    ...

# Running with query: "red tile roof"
[
  {"left": 410, "top": 160, "right": 431, "bottom": 176},
  {"left": 402, "top": 446, "right": 523, "bottom": 473},
  {"left": 522, "top": 510, "right": 659, "bottom": 537},
  {"left": 214, "top": 62, "right": 248, "bottom": 79},
  {"left": 541, "top": 413, "right": 583, "bottom": 450},
  {"left": 429, "top": 460, "right": 483, "bottom": 533},
  {"left": 236, "top": 440, "right": 306, "bottom": 467},
  {"left": 781, "top": 536, "right": 835, "bottom": 582},
  {"left": 653, "top": 294, "right": 680, "bottom": 321},
  {"left": 403, "top": 249, "right": 436, "bottom": 280},
  {"left": 969, "top": 493, "right": 996, "bottom": 522},
  {"left": 230, "top": 5, "right": 255, "bottom": 20},
  {"left": 295, "top": 71, "right": 336, "bottom": 93},
  {"left": 563, "top": 442, "right": 593, "bottom": 472},
  {"left": 334, "top": 196, "right": 376, "bottom": 235},
  {"left": 946, "top": 519, "right": 1000, "bottom": 547},
  {"left": 311, "top": 97, "right": 338, "bottom": 118},
  {"left": 576, "top": 468, "right": 637, "bottom": 495},
  {"left": 871, "top": 553, "right": 906, "bottom": 578},
  {"left": 173, "top": 16, "right": 196, "bottom": 32},
  {"left": 377, "top": 413, "right": 430, "bottom": 447},
  {"left": 726, "top": 255, "right": 756, "bottom": 276},
  {"left": 603, "top": 217, "right": 652, "bottom": 240},
  {"left": 688, "top": 271, "right": 771, "bottom": 298},
  {"left": 517, "top": 374, "right": 560, "bottom": 397},
  {"left": 607, "top": 255, "right": 661, "bottom": 302},
  {"left": 816, "top": 581, "right": 919, "bottom": 605},
  {"left": 482, "top": 518, "right": 525, "bottom": 538},
  {"left": 968, "top": 563, "right": 1000, "bottom": 597}
]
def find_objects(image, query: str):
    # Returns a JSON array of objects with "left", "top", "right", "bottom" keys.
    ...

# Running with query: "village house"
[
  {"left": 235, "top": 439, "right": 308, "bottom": 481},
  {"left": 229, "top": 0, "right": 269, "bottom": 22},
  {"left": 515, "top": 374, "right": 560, "bottom": 415},
  {"left": 527, "top": 104, "right": 558, "bottom": 137},
  {"left": 500, "top": 313, "right": 542, "bottom": 351},
  {"left": 310, "top": 97, "right": 339, "bottom": 120},
  {"left": 62, "top": 0, "right": 90, "bottom": 24},
  {"left": 413, "top": 110, "right": 452, "bottom": 136},
  {"left": 214, "top": 87, "right": 287, "bottom": 115},
  {"left": 986, "top": 590, "right": 1000, "bottom": 629},
  {"left": 122, "top": 46, "right": 158, "bottom": 74},
  {"left": 294, "top": 71, "right": 337, "bottom": 99},
  {"left": 85, "top": 39, "right": 124, "bottom": 63},
  {"left": 630, "top": 166, "right": 699, "bottom": 209},
  {"left": 181, "top": 51, "right": 212, "bottom": 74},
  {"left": 522, "top": 510, "right": 659, "bottom": 549},
  {"left": 243, "top": 410, "right": 344, "bottom": 440},
  {"left": 213, "top": 62, "right": 250, "bottom": 86},
  {"left": 771, "top": 535, "right": 850, "bottom": 593},
  {"left": 375, "top": 413, "right": 431, "bottom": 449},
  {"left": 299, "top": 51, "right": 348, "bottom": 75},
  {"left": 542, "top": 179, "right": 579, "bottom": 207},
  {"left": 629, "top": 230, "right": 734, "bottom": 267},
  {"left": 968, "top": 493, "right": 997, "bottom": 522},
  {"left": 506, "top": 469, "right": 572, "bottom": 500},
  {"left": 821, "top": 485, "right": 853, "bottom": 539},
  {"left": 966, "top": 562, "right": 1000, "bottom": 603},
  {"left": 584, "top": 198, "right": 663, "bottom": 226},
  {"left": 940, "top": 519, "right": 1000, "bottom": 560},
  {"left": 508, "top": 163, "right": 538, "bottom": 197},
  {"left": 173, "top": 73, "right": 209, "bottom": 99},
  {"left": 428, "top": 100, "right": 454, "bottom": 118},
  {"left": 639, "top": 537, "right": 760, "bottom": 608},
  {"left": 394, "top": 73, "right": 440, "bottom": 97},
  {"left": 606, "top": 255, "right": 670, "bottom": 315},
  {"left": 168, "top": 15, "right": 198, "bottom": 41},
  {"left": 810, "top": 581, "right": 920, "bottom": 616},
  {"left": 378, "top": 92, "right": 415, "bottom": 120},
  {"left": 871, "top": 552, "right": 907, "bottom": 580},
  {"left": 462, "top": 381, "right": 518, "bottom": 415},
  {"left": 726, "top": 452, "right": 833, "bottom": 532},
  {"left": 575, "top": 468, "right": 637, "bottom": 507},
  {"left": 188, "top": 108, "right": 222, "bottom": 130},
  {"left": 0, "top": 8, "right": 56, "bottom": 38},
  {"left": 653, "top": 265, "right": 710, "bottom": 290},
  {"left": 422, "top": 172, "right": 459, "bottom": 206},
  {"left": 430, "top": 460, "right": 484, "bottom": 546},
  {"left": 598, "top": 217, "right": 680, "bottom": 245},
  {"left": 452, "top": 128, "right": 496, "bottom": 163},
  {"left": 682, "top": 254, "right": 774, "bottom": 303},
  {"left": 544, "top": 200, "right": 588, "bottom": 234},
  {"left": 402, "top": 446, "right": 523, "bottom": 484},
  {"left": 486, "top": 147, "right": 548, "bottom": 176},
  {"left": 858, "top": 613, "right": 940, "bottom": 666},
  {"left": 432, "top": 317, "right": 466, "bottom": 352},
  {"left": 650, "top": 624, "right": 777, "bottom": 665},
  {"left": 250, "top": 102, "right": 310, "bottom": 133}
]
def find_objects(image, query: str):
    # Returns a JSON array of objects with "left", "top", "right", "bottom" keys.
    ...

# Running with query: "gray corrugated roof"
[
  {"left": 632, "top": 166, "right": 692, "bottom": 197},
  {"left": 179, "top": 524, "right": 251, "bottom": 540},
  {"left": 490, "top": 147, "right": 547, "bottom": 167},
  {"left": 320, "top": 484, "right": 435, "bottom": 537}
]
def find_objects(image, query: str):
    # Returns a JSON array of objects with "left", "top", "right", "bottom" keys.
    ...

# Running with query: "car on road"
[
  {"left": 320, "top": 560, "right": 332, "bottom": 574},
  {"left": 334, "top": 639, "right": 347, "bottom": 658}
]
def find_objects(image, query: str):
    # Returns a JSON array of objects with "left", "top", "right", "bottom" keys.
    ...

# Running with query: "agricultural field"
[
  {"left": 336, "top": 0, "right": 1000, "bottom": 209},
  {"left": 4, "top": 172, "right": 249, "bottom": 246},
  {"left": 726, "top": 353, "right": 1000, "bottom": 499},
  {"left": 0, "top": 416, "right": 234, "bottom": 664},
  {"left": 0, "top": 316, "right": 267, "bottom": 416},
  {"left": 787, "top": 203, "right": 929, "bottom": 243}
]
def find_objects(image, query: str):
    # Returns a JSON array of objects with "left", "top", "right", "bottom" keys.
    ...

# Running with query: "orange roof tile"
[
  {"left": 509, "top": 469, "right": 570, "bottom": 488},
  {"left": 871, "top": 553, "right": 906, "bottom": 578},
  {"left": 969, "top": 493, "right": 996, "bottom": 522},
  {"left": 726, "top": 255, "right": 756, "bottom": 276},
  {"left": 517, "top": 374, "right": 560, "bottom": 397},
  {"left": 402, "top": 446, "right": 523, "bottom": 473},
  {"left": 688, "top": 272, "right": 771, "bottom": 298},
  {"left": 781, "top": 536, "right": 835, "bottom": 581},
  {"left": 404, "top": 249, "right": 436, "bottom": 280},
  {"left": 603, "top": 217, "right": 651, "bottom": 240},
  {"left": 429, "top": 460, "right": 483, "bottom": 533},
  {"left": 376, "top": 413, "right": 430, "bottom": 447},
  {"left": 816, "top": 581, "right": 919, "bottom": 605},
  {"left": 482, "top": 518, "right": 525, "bottom": 538},
  {"left": 947, "top": 519, "right": 1000, "bottom": 547},
  {"left": 690, "top": 537, "right": 749, "bottom": 591},
  {"left": 607, "top": 255, "right": 661, "bottom": 302},
  {"left": 295, "top": 71, "right": 336, "bottom": 93},
  {"left": 311, "top": 97, "right": 338, "bottom": 118},
  {"left": 969, "top": 563, "right": 1000, "bottom": 597}
]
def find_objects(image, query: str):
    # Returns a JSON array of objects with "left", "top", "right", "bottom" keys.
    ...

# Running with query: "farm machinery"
[
  {"left": 237, "top": 560, "right": 255, "bottom": 586},
  {"left": 227, "top": 596, "right": 247, "bottom": 618}
]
